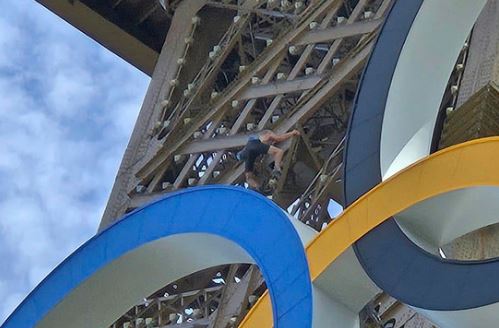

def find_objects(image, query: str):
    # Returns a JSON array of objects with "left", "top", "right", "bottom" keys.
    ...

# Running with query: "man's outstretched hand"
[{"left": 292, "top": 129, "right": 301, "bottom": 137}]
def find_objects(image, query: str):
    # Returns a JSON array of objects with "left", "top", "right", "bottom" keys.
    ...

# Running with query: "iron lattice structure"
[{"left": 94, "top": 0, "right": 446, "bottom": 327}]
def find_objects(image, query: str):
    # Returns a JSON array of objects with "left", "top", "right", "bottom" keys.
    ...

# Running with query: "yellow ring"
[{"left": 239, "top": 137, "right": 499, "bottom": 327}]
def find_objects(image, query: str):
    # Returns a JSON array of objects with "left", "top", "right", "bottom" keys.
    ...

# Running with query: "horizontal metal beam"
[
  {"left": 238, "top": 76, "right": 321, "bottom": 100},
  {"left": 161, "top": 318, "right": 211, "bottom": 327},
  {"left": 178, "top": 134, "right": 249, "bottom": 154},
  {"left": 296, "top": 18, "right": 382, "bottom": 46},
  {"left": 205, "top": 1, "right": 296, "bottom": 18}
]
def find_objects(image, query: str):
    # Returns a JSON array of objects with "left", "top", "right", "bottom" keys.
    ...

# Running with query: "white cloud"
[
  {"left": 46, "top": 67, "right": 97, "bottom": 117},
  {"left": 0, "top": 0, "right": 150, "bottom": 323}
]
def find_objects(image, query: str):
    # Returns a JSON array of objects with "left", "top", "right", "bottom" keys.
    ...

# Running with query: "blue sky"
[{"left": 0, "top": 1, "right": 149, "bottom": 322}]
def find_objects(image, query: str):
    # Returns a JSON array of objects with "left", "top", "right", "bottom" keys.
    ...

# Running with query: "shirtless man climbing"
[{"left": 236, "top": 129, "right": 300, "bottom": 190}]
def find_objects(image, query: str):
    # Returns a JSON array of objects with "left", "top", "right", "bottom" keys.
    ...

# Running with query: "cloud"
[{"left": 0, "top": 1, "right": 149, "bottom": 323}]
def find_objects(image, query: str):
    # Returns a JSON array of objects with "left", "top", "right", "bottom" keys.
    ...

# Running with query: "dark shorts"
[{"left": 242, "top": 139, "right": 270, "bottom": 172}]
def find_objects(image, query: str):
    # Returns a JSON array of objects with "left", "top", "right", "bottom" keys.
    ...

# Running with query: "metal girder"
[
  {"left": 36, "top": 0, "right": 160, "bottom": 75},
  {"left": 207, "top": 265, "right": 262, "bottom": 327},
  {"left": 173, "top": 58, "right": 283, "bottom": 188},
  {"left": 110, "top": 265, "right": 262, "bottom": 328},
  {"left": 361, "top": 293, "right": 438, "bottom": 328},
  {"left": 136, "top": 1, "right": 161, "bottom": 25},
  {"left": 134, "top": 0, "right": 345, "bottom": 183},
  {"left": 170, "top": 35, "right": 374, "bottom": 157},
  {"left": 111, "top": 0, "right": 125, "bottom": 9},
  {"left": 273, "top": 137, "right": 300, "bottom": 199},
  {"left": 297, "top": 125, "right": 323, "bottom": 171},
  {"left": 128, "top": 192, "right": 163, "bottom": 209},
  {"left": 80, "top": 0, "right": 166, "bottom": 51},
  {"left": 251, "top": 5, "right": 342, "bottom": 132},
  {"left": 205, "top": 1, "right": 297, "bottom": 19},
  {"left": 238, "top": 75, "right": 322, "bottom": 100},
  {"left": 295, "top": 18, "right": 382, "bottom": 46},
  {"left": 162, "top": 318, "right": 211, "bottom": 327},
  {"left": 178, "top": 134, "right": 250, "bottom": 155},
  {"left": 152, "top": 1, "right": 262, "bottom": 149},
  {"left": 170, "top": 111, "right": 224, "bottom": 190},
  {"left": 291, "top": 140, "right": 344, "bottom": 228},
  {"left": 167, "top": 0, "right": 377, "bottom": 193},
  {"left": 317, "top": 0, "right": 372, "bottom": 74},
  {"left": 110, "top": 285, "right": 224, "bottom": 327},
  {"left": 215, "top": 36, "right": 374, "bottom": 185},
  {"left": 253, "top": 17, "right": 379, "bottom": 47},
  {"left": 280, "top": 38, "right": 375, "bottom": 132},
  {"left": 157, "top": 10, "right": 250, "bottom": 125},
  {"left": 191, "top": 6, "right": 348, "bottom": 185},
  {"left": 100, "top": 0, "right": 207, "bottom": 229}
]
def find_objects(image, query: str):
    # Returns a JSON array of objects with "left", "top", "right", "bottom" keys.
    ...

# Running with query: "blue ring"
[
  {"left": 2, "top": 186, "right": 312, "bottom": 327},
  {"left": 343, "top": 0, "right": 499, "bottom": 311}
]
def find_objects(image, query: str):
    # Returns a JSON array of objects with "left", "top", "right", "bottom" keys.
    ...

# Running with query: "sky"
[{"left": 0, "top": 1, "right": 149, "bottom": 322}]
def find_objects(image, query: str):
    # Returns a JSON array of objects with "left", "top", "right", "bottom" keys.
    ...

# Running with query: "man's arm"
[{"left": 267, "top": 129, "right": 300, "bottom": 143}]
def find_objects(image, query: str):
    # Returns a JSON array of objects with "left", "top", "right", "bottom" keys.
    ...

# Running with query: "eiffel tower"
[{"left": 33, "top": 0, "right": 499, "bottom": 327}]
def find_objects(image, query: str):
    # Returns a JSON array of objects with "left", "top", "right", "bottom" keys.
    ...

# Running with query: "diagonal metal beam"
[
  {"left": 207, "top": 265, "right": 262, "bottom": 328},
  {"left": 100, "top": 0, "right": 207, "bottom": 228},
  {"left": 136, "top": 1, "right": 160, "bottom": 25},
  {"left": 170, "top": 111, "right": 225, "bottom": 189}
]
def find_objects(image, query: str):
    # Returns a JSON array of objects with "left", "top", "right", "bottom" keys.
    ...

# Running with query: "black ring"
[{"left": 343, "top": 0, "right": 499, "bottom": 310}]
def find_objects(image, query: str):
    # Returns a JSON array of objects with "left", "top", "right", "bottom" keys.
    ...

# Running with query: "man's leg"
[
  {"left": 245, "top": 172, "right": 260, "bottom": 189},
  {"left": 267, "top": 145, "right": 284, "bottom": 171}
]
